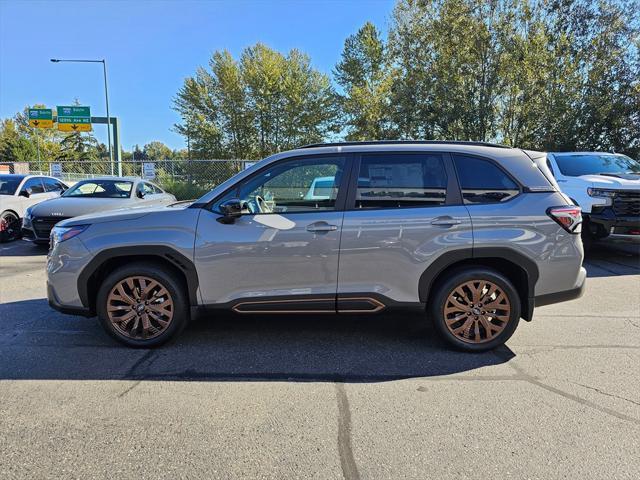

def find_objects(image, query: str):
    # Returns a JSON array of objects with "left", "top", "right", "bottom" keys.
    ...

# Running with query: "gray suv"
[{"left": 47, "top": 141, "right": 586, "bottom": 351}]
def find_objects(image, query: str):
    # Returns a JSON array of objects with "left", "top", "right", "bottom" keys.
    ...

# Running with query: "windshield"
[
  {"left": 63, "top": 180, "right": 133, "bottom": 198},
  {"left": 554, "top": 154, "right": 640, "bottom": 177},
  {"left": 0, "top": 175, "right": 24, "bottom": 195}
]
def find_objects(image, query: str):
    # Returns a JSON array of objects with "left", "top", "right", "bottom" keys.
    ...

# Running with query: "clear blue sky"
[{"left": 0, "top": 0, "right": 394, "bottom": 150}]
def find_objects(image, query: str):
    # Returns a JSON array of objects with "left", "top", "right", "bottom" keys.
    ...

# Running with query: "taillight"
[{"left": 547, "top": 206, "right": 582, "bottom": 234}]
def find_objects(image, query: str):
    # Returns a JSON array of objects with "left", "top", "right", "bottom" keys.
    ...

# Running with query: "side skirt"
[{"left": 195, "top": 293, "right": 424, "bottom": 316}]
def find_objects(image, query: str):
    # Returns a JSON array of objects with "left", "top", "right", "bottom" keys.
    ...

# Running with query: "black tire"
[
  {"left": 0, "top": 211, "right": 21, "bottom": 242},
  {"left": 96, "top": 262, "right": 189, "bottom": 348},
  {"left": 428, "top": 267, "right": 521, "bottom": 352}
]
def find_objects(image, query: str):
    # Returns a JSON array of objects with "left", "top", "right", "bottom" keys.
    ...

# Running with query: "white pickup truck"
[{"left": 546, "top": 152, "right": 639, "bottom": 242}]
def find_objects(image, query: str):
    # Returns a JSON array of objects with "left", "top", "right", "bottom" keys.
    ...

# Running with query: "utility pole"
[{"left": 50, "top": 58, "right": 115, "bottom": 175}]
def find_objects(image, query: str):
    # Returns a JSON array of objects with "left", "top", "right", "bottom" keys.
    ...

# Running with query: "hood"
[
  {"left": 576, "top": 173, "right": 640, "bottom": 189},
  {"left": 58, "top": 203, "right": 190, "bottom": 227},
  {"left": 30, "top": 197, "right": 138, "bottom": 218}
]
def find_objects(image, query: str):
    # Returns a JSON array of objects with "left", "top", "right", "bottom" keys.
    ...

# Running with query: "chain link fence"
[{"left": 25, "top": 159, "right": 255, "bottom": 200}]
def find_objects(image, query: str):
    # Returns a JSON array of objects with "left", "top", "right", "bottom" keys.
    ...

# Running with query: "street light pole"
[{"left": 50, "top": 58, "right": 115, "bottom": 175}]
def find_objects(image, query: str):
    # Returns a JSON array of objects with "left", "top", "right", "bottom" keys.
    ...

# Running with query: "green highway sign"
[
  {"left": 28, "top": 108, "right": 53, "bottom": 128},
  {"left": 57, "top": 105, "right": 92, "bottom": 132}
]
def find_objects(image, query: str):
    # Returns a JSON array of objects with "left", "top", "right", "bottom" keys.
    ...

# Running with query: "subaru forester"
[{"left": 47, "top": 141, "right": 586, "bottom": 351}]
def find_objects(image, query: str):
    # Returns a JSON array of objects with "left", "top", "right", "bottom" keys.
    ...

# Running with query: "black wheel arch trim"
[
  {"left": 77, "top": 245, "right": 200, "bottom": 310},
  {"left": 418, "top": 246, "right": 539, "bottom": 320}
]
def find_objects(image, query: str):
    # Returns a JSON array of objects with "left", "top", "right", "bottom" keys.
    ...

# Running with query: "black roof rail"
[{"left": 298, "top": 140, "right": 511, "bottom": 149}]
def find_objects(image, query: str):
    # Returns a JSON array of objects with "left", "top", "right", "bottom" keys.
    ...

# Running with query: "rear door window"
[
  {"left": 355, "top": 153, "right": 448, "bottom": 209},
  {"left": 453, "top": 154, "right": 519, "bottom": 204}
]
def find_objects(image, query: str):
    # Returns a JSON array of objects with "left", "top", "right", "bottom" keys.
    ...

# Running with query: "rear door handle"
[
  {"left": 306, "top": 221, "right": 338, "bottom": 233},
  {"left": 431, "top": 217, "right": 461, "bottom": 227}
]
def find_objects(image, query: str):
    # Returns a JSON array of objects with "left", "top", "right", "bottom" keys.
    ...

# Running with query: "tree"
[
  {"left": 57, "top": 131, "right": 99, "bottom": 162},
  {"left": 388, "top": 0, "right": 514, "bottom": 141},
  {"left": 144, "top": 141, "right": 173, "bottom": 160},
  {"left": 174, "top": 43, "right": 339, "bottom": 159},
  {"left": 0, "top": 119, "right": 36, "bottom": 162},
  {"left": 335, "top": 22, "right": 394, "bottom": 140}
]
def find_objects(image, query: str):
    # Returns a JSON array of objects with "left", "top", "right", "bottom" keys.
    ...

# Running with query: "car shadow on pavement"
[
  {"left": 583, "top": 240, "right": 640, "bottom": 278},
  {"left": 0, "top": 240, "right": 48, "bottom": 257},
  {"left": 0, "top": 298, "right": 515, "bottom": 383}
]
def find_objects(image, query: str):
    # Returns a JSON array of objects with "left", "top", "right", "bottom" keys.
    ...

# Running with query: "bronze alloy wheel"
[
  {"left": 106, "top": 276, "right": 174, "bottom": 340},
  {"left": 443, "top": 280, "right": 511, "bottom": 344}
]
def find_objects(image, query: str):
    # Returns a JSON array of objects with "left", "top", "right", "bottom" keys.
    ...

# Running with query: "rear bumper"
[
  {"left": 534, "top": 266, "right": 587, "bottom": 308},
  {"left": 47, "top": 282, "right": 94, "bottom": 317}
]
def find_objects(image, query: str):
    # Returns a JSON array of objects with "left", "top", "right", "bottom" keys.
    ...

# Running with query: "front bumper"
[
  {"left": 47, "top": 282, "right": 94, "bottom": 317},
  {"left": 586, "top": 208, "right": 640, "bottom": 239},
  {"left": 21, "top": 227, "right": 50, "bottom": 244}
]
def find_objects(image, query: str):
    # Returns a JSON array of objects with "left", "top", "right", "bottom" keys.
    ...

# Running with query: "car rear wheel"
[
  {"left": 96, "top": 263, "right": 189, "bottom": 347},
  {"left": 0, "top": 211, "right": 21, "bottom": 242},
  {"left": 429, "top": 268, "right": 521, "bottom": 352}
]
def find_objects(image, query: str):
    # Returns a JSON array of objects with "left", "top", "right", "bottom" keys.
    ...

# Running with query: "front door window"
[{"left": 219, "top": 156, "right": 346, "bottom": 214}]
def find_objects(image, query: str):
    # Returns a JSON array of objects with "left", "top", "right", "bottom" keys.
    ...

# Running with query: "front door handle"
[
  {"left": 306, "top": 221, "right": 338, "bottom": 233},
  {"left": 431, "top": 217, "right": 461, "bottom": 227}
]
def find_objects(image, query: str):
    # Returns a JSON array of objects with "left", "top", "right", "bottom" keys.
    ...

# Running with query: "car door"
[
  {"left": 195, "top": 154, "right": 349, "bottom": 310},
  {"left": 19, "top": 177, "right": 50, "bottom": 216},
  {"left": 336, "top": 151, "right": 473, "bottom": 309}
]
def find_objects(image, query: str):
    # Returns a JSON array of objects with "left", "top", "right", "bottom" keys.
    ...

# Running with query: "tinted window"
[
  {"left": 64, "top": 180, "right": 133, "bottom": 198},
  {"left": 218, "top": 156, "right": 345, "bottom": 214},
  {"left": 22, "top": 177, "right": 45, "bottom": 195},
  {"left": 137, "top": 182, "right": 156, "bottom": 197},
  {"left": 546, "top": 159, "right": 555, "bottom": 177},
  {"left": 356, "top": 153, "right": 447, "bottom": 209},
  {"left": 0, "top": 175, "right": 25, "bottom": 195},
  {"left": 554, "top": 153, "right": 639, "bottom": 176},
  {"left": 43, "top": 178, "right": 65, "bottom": 192},
  {"left": 453, "top": 155, "right": 519, "bottom": 204}
]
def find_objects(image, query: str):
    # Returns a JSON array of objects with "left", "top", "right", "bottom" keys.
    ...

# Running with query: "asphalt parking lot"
[{"left": 1, "top": 239, "right": 639, "bottom": 479}]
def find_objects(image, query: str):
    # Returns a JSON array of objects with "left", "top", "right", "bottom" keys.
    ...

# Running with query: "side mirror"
[
  {"left": 137, "top": 190, "right": 145, "bottom": 199},
  {"left": 218, "top": 198, "right": 243, "bottom": 223},
  {"left": 19, "top": 190, "right": 30, "bottom": 198}
]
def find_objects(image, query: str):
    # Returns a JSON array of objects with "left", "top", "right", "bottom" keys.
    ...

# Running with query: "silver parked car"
[
  {"left": 46, "top": 141, "right": 586, "bottom": 351},
  {"left": 0, "top": 174, "right": 68, "bottom": 242},
  {"left": 22, "top": 177, "right": 176, "bottom": 244}
]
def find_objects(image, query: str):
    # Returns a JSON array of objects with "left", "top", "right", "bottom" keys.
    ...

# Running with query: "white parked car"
[
  {"left": 546, "top": 152, "right": 639, "bottom": 242},
  {"left": 0, "top": 174, "right": 68, "bottom": 242}
]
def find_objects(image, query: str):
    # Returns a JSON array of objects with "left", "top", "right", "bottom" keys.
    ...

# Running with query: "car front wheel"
[
  {"left": 96, "top": 263, "right": 189, "bottom": 347},
  {"left": 429, "top": 268, "right": 521, "bottom": 352}
]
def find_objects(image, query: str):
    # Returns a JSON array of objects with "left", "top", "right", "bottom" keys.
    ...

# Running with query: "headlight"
[
  {"left": 587, "top": 188, "right": 615, "bottom": 206},
  {"left": 25, "top": 207, "right": 33, "bottom": 220},
  {"left": 50, "top": 225, "right": 89, "bottom": 246},
  {"left": 587, "top": 188, "right": 616, "bottom": 198}
]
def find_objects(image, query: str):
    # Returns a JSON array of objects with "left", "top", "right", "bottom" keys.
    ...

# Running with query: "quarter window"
[
  {"left": 453, "top": 154, "right": 519, "bottom": 204},
  {"left": 355, "top": 153, "right": 448, "bottom": 209}
]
